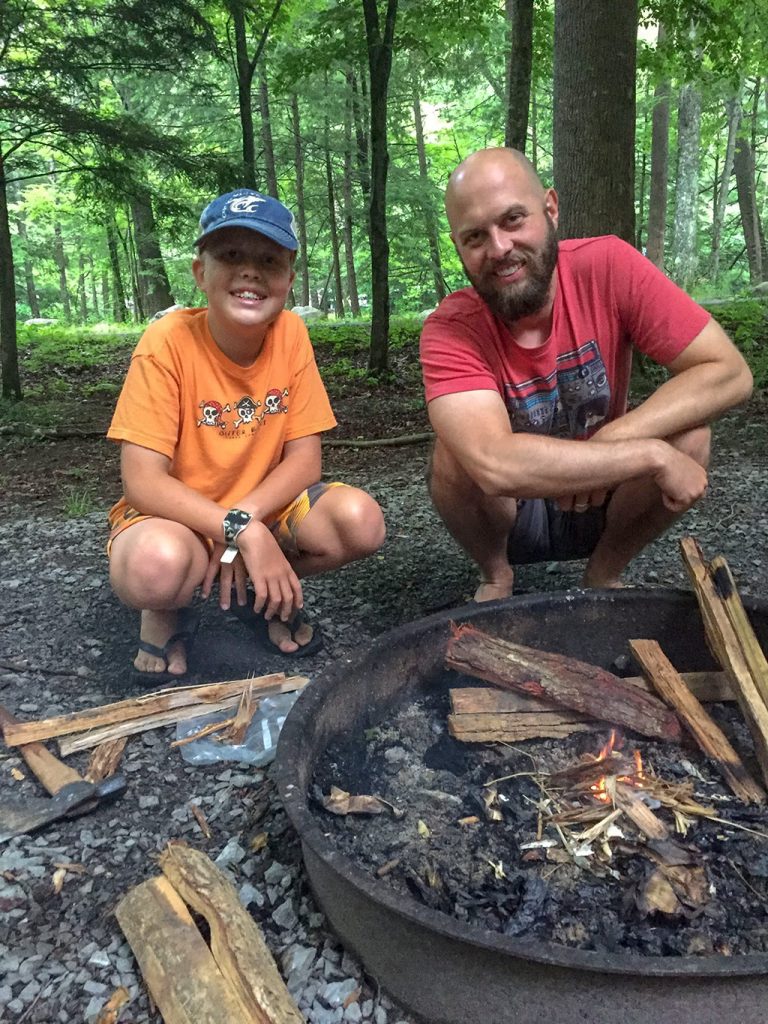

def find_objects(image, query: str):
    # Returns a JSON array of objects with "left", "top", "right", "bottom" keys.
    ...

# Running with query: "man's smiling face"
[
  {"left": 447, "top": 151, "right": 560, "bottom": 325},
  {"left": 193, "top": 227, "right": 295, "bottom": 342}
]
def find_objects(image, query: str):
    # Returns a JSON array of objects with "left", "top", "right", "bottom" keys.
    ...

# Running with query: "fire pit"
[{"left": 275, "top": 589, "right": 768, "bottom": 1024}]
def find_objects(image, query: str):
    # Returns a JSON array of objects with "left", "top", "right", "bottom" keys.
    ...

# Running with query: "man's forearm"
[
  {"left": 474, "top": 433, "right": 673, "bottom": 499},
  {"left": 595, "top": 361, "right": 751, "bottom": 444}
]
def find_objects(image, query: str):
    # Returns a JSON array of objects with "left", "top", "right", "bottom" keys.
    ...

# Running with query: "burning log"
[
  {"left": 680, "top": 537, "right": 768, "bottom": 787},
  {"left": 445, "top": 624, "right": 682, "bottom": 742},
  {"left": 629, "top": 639, "right": 765, "bottom": 804}
]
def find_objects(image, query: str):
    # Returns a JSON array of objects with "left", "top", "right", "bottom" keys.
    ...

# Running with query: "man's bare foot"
[
  {"left": 473, "top": 574, "right": 515, "bottom": 603},
  {"left": 581, "top": 573, "right": 624, "bottom": 589},
  {"left": 134, "top": 609, "right": 187, "bottom": 675}
]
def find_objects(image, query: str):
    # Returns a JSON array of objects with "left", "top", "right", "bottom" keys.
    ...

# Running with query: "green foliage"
[
  {"left": 62, "top": 485, "right": 98, "bottom": 519},
  {"left": 18, "top": 324, "right": 141, "bottom": 370},
  {"left": 309, "top": 316, "right": 423, "bottom": 353},
  {"left": 710, "top": 299, "right": 768, "bottom": 386}
]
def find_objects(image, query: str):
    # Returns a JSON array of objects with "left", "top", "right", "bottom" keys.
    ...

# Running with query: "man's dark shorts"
[{"left": 507, "top": 499, "right": 607, "bottom": 564}]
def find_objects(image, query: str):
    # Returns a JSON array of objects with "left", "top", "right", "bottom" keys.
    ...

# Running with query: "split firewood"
[
  {"left": 85, "top": 737, "right": 127, "bottom": 783},
  {"left": 612, "top": 781, "right": 670, "bottom": 840},
  {"left": 629, "top": 639, "right": 765, "bottom": 804},
  {"left": 168, "top": 716, "right": 237, "bottom": 749},
  {"left": 220, "top": 683, "right": 257, "bottom": 745},
  {"left": 158, "top": 843, "right": 304, "bottom": 1023},
  {"left": 2, "top": 673, "right": 306, "bottom": 747},
  {"left": 116, "top": 874, "right": 257, "bottom": 1023},
  {"left": 710, "top": 555, "right": 768, "bottom": 708},
  {"left": 451, "top": 674, "right": 733, "bottom": 716},
  {"left": 61, "top": 702, "right": 237, "bottom": 755},
  {"left": 445, "top": 624, "right": 682, "bottom": 742},
  {"left": 449, "top": 710, "right": 600, "bottom": 742},
  {"left": 680, "top": 537, "right": 768, "bottom": 786}
]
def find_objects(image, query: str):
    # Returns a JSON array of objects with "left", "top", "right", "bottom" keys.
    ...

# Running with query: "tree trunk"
[
  {"left": 259, "top": 61, "right": 279, "bottom": 197},
  {"left": 77, "top": 252, "right": 88, "bottom": 321},
  {"left": 290, "top": 94, "right": 311, "bottom": 306},
  {"left": 504, "top": 0, "right": 533, "bottom": 152},
  {"left": 343, "top": 89, "right": 361, "bottom": 316},
  {"left": 101, "top": 268, "right": 111, "bottom": 321},
  {"left": 671, "top": 83, "right": 702, "bottom": 291},
  {"left": 231, "top": 1, "right": 257, "bottom": 189},
  {"left": 645, "top": 69, "right": 670, "bottom": 268},
  {"left": 88, "top": 255, "right": 99, "bottom": 317},
  {"left": 711, "top": 90, "right": 742, "bottom": 281},
  {"left": 362, "top": 0, "right": 398, "bottom": 375},
  {"left": 636, "top": 89, "right": 649, "bottom": 251},
  {"left": 0, "top": 144, "right": 22, "bottom": 399},
  {"left": 734, "top": 132, "right": 766, "bottom": 282},
  {"left": 106, "top": 215, "right": 127, "bottom": 323},
  {"left": 412, "top": 74, "right": 446, "bottom": 302},
  {"left": 130, "top": 191, "right": 175, "bottom": 317},
  {"left": 553, "top": 0, "right": 637, "bottom": 243},
  {"left": 13, "top": 206, "right": 40, "bottom": 318},
  {"left": 53, "top": 222, "right": 72, "bottom": 321},
  {"left": 348, "top": 70, "right": 371, "bottom": 200},
  {"left": 324, "top": 112, "right": 345, "bottom": 318},
  {"left": 530, "top": 88, "right": 538, "bottom": 170}
]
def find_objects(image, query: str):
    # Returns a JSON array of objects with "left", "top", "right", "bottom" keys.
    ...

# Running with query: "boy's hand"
[{"left": 210, "top": 520, "right": 303, "bottom": 622}]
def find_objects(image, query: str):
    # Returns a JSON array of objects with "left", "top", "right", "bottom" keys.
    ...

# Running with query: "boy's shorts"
[
  {"left": 107, "top": 481, "right": 347, "bottom": 555},
  {"left": 507, "top": 498, "right": 607, "bottom": 564}
]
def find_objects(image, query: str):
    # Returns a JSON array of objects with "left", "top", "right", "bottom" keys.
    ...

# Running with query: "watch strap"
[{"left": 222, "top": 508, "right": 253, "bottom": 546}]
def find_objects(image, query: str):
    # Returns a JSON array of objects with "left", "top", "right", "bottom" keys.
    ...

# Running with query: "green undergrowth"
[{"left": 17, "top": 322, "right": 143, "bottom": 371}]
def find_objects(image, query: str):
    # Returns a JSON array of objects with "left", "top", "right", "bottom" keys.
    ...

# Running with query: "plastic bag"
[{"left": 174, "top": 691, "right": 299, "bottom": 765}]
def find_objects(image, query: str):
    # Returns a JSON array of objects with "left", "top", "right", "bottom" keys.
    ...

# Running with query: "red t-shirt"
[{"left": 420, "top": 236, "right": 710, "bottom": 439}]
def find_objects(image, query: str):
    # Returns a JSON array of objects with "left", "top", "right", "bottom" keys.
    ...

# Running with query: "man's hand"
[{"left": 653, "top": 446, "right": 708, "bottom": 512}]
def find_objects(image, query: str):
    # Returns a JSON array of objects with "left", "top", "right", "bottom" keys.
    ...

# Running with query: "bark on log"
[
  {"left": 445, "top": 624, "right": 682, "bottom": 741},
  {"left": 630, "top": 638, "right": 765, "bottom": 804},
  {"left": 159, "top": 843, "right": 304, "bottom": 1023},
  {"left": 680, "top": 537, "right": 768, "bottom": 786},
  {"left": 3, "top": 674, "right": 305, "bottom": 746}
]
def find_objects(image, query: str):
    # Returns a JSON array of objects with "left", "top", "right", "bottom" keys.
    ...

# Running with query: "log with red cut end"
[{"left": 445, "top": 623, "right": 682, "bottom": 742}]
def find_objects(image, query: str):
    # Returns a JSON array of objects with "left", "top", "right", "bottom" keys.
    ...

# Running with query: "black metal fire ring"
[{"left": 276, "top": 589, "right": 768, "bottom": 1024}]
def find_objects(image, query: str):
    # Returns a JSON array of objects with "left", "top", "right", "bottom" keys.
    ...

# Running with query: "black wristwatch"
[{"left": 220, "top": 508, "right": 253, "bottom": 564}]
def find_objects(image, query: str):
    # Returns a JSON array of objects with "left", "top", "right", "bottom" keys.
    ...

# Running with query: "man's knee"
[{"left": 668, "top": 424, "right": 711, "bottom": 468}]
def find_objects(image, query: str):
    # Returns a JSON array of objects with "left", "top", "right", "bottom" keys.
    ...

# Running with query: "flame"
[{"left": 588, "top": 731, "right": 644, "bottom": 804}]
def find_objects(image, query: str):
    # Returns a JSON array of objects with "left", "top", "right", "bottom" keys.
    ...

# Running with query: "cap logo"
[{"left": 227, "top": 196, "right": 266, "bottom": 215}]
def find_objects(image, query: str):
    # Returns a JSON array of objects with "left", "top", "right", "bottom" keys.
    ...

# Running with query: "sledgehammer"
[{"left": 0, "top": 704, "right": 126, "bottom": 844}]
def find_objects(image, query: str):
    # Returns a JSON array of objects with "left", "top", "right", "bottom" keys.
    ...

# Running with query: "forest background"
[{"left": 1, "top": 0, "right": 767, "bottom": 405}]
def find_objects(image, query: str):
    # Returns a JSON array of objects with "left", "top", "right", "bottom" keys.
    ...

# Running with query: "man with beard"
[{"left": 420, "top": 147, "right": 752, "bottom": 601}]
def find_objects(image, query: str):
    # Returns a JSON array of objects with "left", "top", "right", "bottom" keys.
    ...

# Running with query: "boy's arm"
[{"left": 120, "top": 439, "right": 319, "bottom": 622}]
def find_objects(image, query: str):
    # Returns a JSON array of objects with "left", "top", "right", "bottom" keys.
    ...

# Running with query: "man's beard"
[{"left": 466, "top": 214, "right": 559, "bottom": 324}]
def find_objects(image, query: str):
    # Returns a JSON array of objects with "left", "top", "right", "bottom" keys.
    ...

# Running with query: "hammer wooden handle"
[{"left": 0, "top": 705, "right": 83, "bottom": 795}]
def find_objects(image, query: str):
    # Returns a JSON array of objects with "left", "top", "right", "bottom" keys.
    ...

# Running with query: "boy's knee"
[
  {"left": 113, "top": 529, "right": 205, "bottom": 604},
  {"left": 334, "top": 489, "right": 386, "bottom": 557}
]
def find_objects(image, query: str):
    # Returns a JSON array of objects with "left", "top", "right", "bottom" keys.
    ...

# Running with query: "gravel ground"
[{"left": 2, "top": 405, "right": 768, "bottom": 1023}]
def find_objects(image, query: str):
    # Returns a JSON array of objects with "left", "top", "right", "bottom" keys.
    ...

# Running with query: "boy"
[{"left": 107, "top": 189, "right": 385, "bottom": 682}]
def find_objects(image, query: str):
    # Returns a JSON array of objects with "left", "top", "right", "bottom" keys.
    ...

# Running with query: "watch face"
[{"left": 223, "top": 509, "right": 252, "bottom": 544}]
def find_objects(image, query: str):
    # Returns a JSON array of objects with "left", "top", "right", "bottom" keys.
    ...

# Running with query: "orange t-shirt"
[{"left": 107, "top": 308, "right": 336, "bottom": 523}]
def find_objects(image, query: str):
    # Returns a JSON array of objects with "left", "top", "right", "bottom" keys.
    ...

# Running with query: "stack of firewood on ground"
[{"left": 446, "top": 537, "right": 768, "bottom": 907}]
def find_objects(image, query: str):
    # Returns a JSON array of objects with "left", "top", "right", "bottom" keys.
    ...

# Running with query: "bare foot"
[
  {"left": 267, "top": 617, "right": 314, "bottom": 654},
  {"left": 581, "top": 573, "right": 624, "bottom": 589},
  {"left": 134, "top": 609, "right": 187, "bottom": 675},
  {"left": 473, "top": 575, "right": 515, "bottom": 603}
]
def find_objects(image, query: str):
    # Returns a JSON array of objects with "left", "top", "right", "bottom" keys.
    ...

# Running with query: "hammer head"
[{"left": 0, "top": 774, "right": 127, "bottom": 844}]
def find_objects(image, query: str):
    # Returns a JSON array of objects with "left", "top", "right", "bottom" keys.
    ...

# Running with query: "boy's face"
[{"left": 192, "top": 227, "right": 295, "bottom": 339}]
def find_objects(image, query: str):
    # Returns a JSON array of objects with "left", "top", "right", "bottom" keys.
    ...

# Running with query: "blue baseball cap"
[{"left": 195, "top": 189, "right": 299, "bottom": 251}]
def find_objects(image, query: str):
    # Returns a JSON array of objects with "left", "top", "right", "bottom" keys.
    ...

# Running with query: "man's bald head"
[
  {"left": 444, "top": 147, "right": 559, "bottom": 325},
  {"left": 445, "top": 148, "right": 546, "bottom": 232}
]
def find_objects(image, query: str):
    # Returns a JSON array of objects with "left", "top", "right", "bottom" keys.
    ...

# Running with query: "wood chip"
[
  {"left": 190, "top": 803, "right": 212, "bottom": 840},
  {"left": 85, "top": 736, "right": 127, "bottom": 783},
  {"left": 95, "top": 987, "right": 130, "bottom": 1024}
]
